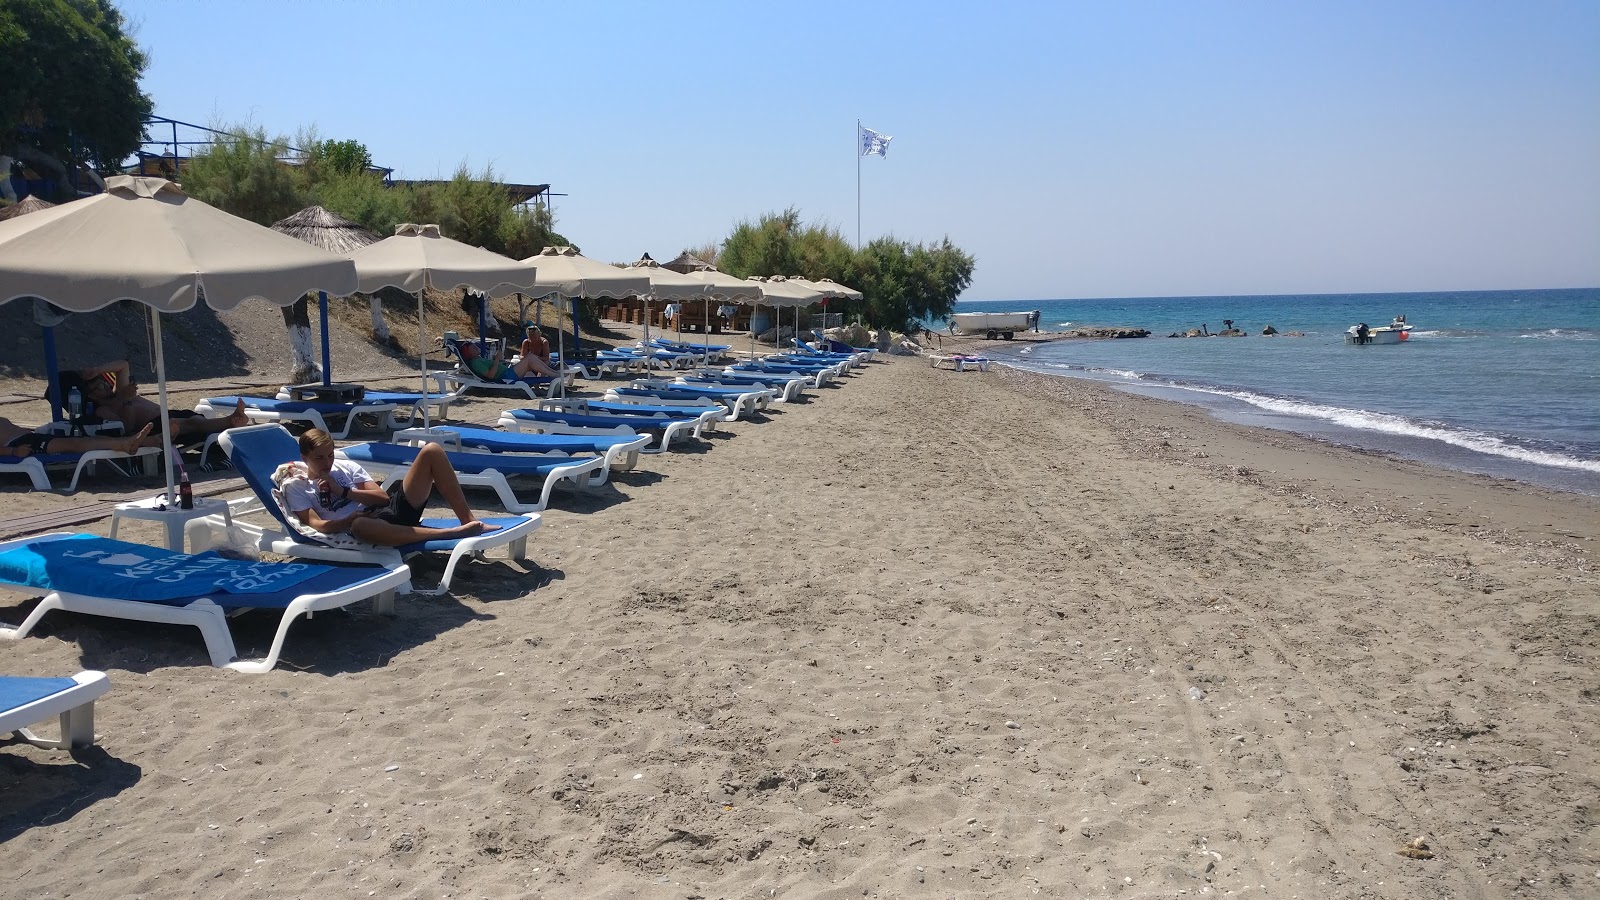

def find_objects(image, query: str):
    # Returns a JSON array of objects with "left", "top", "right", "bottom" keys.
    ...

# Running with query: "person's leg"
[
  {"left": 50, "top": 423, "right": 156, "bottom": 456},
  {"left": 513, "top": 355, "right": 556, "bottom": 378},
  {"left": 350, "top": 516, "right": 489, "bottom": 545},
  {"left": 397, "top": 443, "right": 498, "bottom": 530},
  {"left": 173, "top": 399, "right": 249, "bottom": 441}
]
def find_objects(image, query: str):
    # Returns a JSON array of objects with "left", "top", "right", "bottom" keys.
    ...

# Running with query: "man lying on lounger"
[
  {"left": 1, "top": 417, "right": 157, "bottom": 458},
  {"left": 69, "top": 360, "right": 249, "bottom": 440},
  {"left": 284, "top": 428, "right": 499, "bottom": 545},
  {"left": 458, "top": 341, "right": 560, "bottom": 381}
]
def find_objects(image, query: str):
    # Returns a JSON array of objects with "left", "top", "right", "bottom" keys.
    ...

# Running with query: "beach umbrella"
[
  {"left": 270, "top": 206, "right": 383, "bottom": 386},
  {"left": 621, "top": 257, "right": 711, "bottom": 343},
  {"left": 784, "top": 276, "right": 863, "bottom": 343},
  {"left": 523, "top": 246, "right": 651, "bottom": 366},
  {"left": 684, "top": 267, "right": 762, "bottom": 339},
  {"left": 662, "top": 250, "right": 714, "bottom": 274},
  {"left": 0, "top": 174, "right": 358, "bottom": 501},
  {"left": 348, "top": 224, "right": 537, "bottom": 427},
  {"left": 744, "top": 276, "right": 823, "bottom": 358},
  {"left": 0, "top": 196, "right": 67, "bottom": 419}
]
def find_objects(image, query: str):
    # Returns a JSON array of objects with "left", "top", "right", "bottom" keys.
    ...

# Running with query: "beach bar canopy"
[
  {"left": 0, "top": 175, "right": 359, "bottom": 501},
  {"left": 348, "top": 224, "right": 537, "bottom": 426}
]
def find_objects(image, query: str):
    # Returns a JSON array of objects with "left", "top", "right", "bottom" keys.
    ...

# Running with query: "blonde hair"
[{"left": 297, "top": 428, "right": 335, "bottom": 455}]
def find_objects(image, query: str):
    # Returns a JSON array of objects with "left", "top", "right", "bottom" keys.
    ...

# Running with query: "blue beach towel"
[{"left": 0, "top": 535, "right": 331, "bottom": 602}]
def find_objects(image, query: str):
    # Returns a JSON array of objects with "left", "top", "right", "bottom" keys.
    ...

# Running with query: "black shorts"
[
  {"left": 5, "top": 433, "right": 53, "bottom": 453},
  {"left": 370, "top": 478, "right": 426, "bottom": 527},
  {"left": 129, "top": 409, "right": 201, "bottom": 440}
]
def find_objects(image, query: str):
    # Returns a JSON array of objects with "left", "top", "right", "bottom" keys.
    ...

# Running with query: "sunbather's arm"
[
  {"left": 337, "top": 479, "right": 387, "bottom": 507},
  {"left": 293, "top": 506, "right": 363, "bottom": 535}
]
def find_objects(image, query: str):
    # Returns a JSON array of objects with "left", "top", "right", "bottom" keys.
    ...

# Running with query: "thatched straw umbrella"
[
  {"left": 0, "top": 195, "right": 56, "bottom": 221},
  {"left": 663, "top": 250, "right": 713, "bottom": 274},
  {"left": 271, "top": 206, "right": 383, "bottom": 384}
]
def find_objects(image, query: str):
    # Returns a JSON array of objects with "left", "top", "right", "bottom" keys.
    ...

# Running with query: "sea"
[{"left": 942, "top": 289, "right": 1600, "bottom": 496}]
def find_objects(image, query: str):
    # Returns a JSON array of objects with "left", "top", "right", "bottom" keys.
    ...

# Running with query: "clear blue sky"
[{"left": 118, "top": 0, "right": 1599, "bottom": 301}]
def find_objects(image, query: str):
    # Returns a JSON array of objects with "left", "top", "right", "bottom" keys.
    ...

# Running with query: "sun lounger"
[
  {"left": 498, "top": 407, "right": 703, "bottom": 453},
  {"left": 679, "top": 370, "right": 809, "bottom": 402},
  {"left": 394, "top": 425, "right": 650, "bottom": 480},
  {"left": 275, "top": 387, "right": 467, "bottom": 428},
  {"left": 608, "top": 381, "right": 773, "bottom": 422},
  {"left": 437, "top": 335, "right": 570, "bottom": 399},
  {"left": 337, "top": 440, "right": 603, "bottom": 514},
  {"left": 196, "top": 395, "right": 400, "bottom": 440},
  {"left": 549, "top": 398, "right": 728, "bottom": 431},
  {"left": 0, "top": 532, "right": 411, "bottom": 673},
  {"left": 0, "top": 446, "right": 161, "bottom": 493},
  {"left": 928, "top": 354, "right": 991, "bottom": 372},
  {"left": 183, "top": 424, "right": 539, "bottom": 596},
  {"left": 0, "top": 670, "right": 109, "bottom": 749}
]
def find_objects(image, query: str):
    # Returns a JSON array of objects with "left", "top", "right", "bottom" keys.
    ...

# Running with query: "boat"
[
  {"left": 1345, "top": 315, "right": 1413, "bottom": 345},
  {"left": 948, "top": 310, "right": 1040, "bottom": 340}
]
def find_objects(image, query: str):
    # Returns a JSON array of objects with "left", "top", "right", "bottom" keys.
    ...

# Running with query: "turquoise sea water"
[{"left": 943, "top": 289, "right": 1600, "bottom": 495}]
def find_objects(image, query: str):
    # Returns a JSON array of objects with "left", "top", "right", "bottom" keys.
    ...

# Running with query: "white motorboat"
[{"left": 1345, "top": 316, "right": 1413, "bottom": 345}]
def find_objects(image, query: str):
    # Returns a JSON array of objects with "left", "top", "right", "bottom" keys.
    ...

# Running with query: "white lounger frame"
[
  {"left": 498, "top": 412, "right": 701, "bottom": 454},
  {"left": 0, "top": 534, "right": 411, "bottom": 674},
  {"left": 194, "top": 398, "right": 401, "bottom": 441},
  {"left": 0, "top": 670, "right": 109, "bottom": 749}
]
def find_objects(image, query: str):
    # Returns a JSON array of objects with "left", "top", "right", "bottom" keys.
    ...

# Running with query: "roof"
[{"left": 270, "top": 206, "right": 383, "bottom": 254}]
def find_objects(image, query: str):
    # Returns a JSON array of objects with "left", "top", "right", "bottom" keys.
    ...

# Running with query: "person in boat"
[
  {"left": 1355, "top": 322, "right": 1371, "bottom": 344},
  {"left": 283, "top": 427, "right": 498, "bottom": 544},
  {"left": 1392, "top": 314, "right": 1407, "bottom": 328}
]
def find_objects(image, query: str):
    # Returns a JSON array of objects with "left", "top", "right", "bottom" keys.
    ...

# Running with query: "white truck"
[{"left": 948, "top": 311, "right": 1039, "bottom": 340}]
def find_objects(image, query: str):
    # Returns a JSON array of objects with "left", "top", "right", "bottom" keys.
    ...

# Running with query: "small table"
[
  {"left": 393, "top": 427, "right": 463, "bottom": 450},
  {"left": 109, "top": 494, "right": 232, "bottom": 554},
  {"left": 285, "top": 382, "right": 366, "bottom": 403}
]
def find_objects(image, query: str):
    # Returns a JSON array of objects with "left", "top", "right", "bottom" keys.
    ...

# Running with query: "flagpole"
[{"left": 856, "top": 119, "right": 862, "bottom": 248}]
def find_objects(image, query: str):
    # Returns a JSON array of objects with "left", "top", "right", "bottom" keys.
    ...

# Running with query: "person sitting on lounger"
[
  {"left": 69, "top": 360, "right": 249, "bottom": 440},
  {"left": 283, "top": 428, "right": 499, "bottom": 545},
  {"left": 1, "top": 417, "right": 157, "bottom": 458},
  {"left": 459, "top": 341, "right": 559, "bottom": 381}
]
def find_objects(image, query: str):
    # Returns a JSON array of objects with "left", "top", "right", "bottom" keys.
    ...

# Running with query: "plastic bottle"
[
  {"left": 178, "top": 467, "right": 194, "bottom": 510},
  {"left": 68, "top": 387, "right": 84, "bottom": 436}
]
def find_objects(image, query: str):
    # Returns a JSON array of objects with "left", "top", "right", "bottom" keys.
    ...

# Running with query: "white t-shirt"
[{"left": 280, "top": 459, "right": 373, "bottom": 523}]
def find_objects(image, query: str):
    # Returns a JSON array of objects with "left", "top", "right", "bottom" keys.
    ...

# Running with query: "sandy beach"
[{"left": 1, "top": 339, "right": 1596, "bottom": 898}]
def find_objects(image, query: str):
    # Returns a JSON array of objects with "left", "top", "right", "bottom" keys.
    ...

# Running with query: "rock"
[
  {"left": 1188, "top": 687, "right": 1207, "bottom": 701},
  {"left": 1262, "top": 324, "right": 1279, "bottom": 335}
]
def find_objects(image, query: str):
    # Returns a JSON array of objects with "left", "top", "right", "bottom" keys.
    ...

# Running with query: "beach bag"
[{"left": 269, "top": 461, "right": 367, "bottom": 550}]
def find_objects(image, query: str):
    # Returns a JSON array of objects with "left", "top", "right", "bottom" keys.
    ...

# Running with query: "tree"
[
  {"left": 180, "top": 125, "right": 302, "bottom": 225},
  {"left": 0, "top": 0, "right": 153, "bottom": 189},
  {"left": 853, "top": 236, "right": 974, "bottom": 339}
]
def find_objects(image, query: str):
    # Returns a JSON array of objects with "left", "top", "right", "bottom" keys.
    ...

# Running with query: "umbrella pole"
[
  {"left": 151, "top": 309, "right": 177, "bottom": 504},
  {"left": 554, "top": 294, "right": 565, "bottom": 375},
  {"left": 418, "top": 289, "right": 431, "bottom": 429},
  {"left": 42, "top": 325, "right": 61, "bottom": 422},
  {"left": 319, "top": 291, "right": 331, "bottom": 386}
]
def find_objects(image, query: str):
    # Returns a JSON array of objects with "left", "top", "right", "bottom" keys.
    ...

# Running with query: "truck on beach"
[{"left": 948, "top": 311, "right": 1040, "bottom": 340}]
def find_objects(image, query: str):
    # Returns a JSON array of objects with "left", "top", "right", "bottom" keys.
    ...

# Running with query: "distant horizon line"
[{"left": 958, "top": 285, "right": 1599, "bottom": 304}]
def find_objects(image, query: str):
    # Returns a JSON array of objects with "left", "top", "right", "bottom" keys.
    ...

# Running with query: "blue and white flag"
[{"left": 860, "top": 126, "right": 893, "bottom": 157}]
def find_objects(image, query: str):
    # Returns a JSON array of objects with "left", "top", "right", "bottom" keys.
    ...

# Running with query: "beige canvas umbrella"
[
  {"left": 683, "top": 267, "right": 762, "bottom": 338},
  {"left": 0, "top": 175, "right": 358, "bottom": 501},
  {"left": 621, "top": 257, "right": 711, "bottom": 342},
  {"left": 348, "top": 224, "right": 537, "bottom": 426},
  {"left": 523, "top": 246, "right": 651, "bottom": 366},
  {"left": 785, "top": 276, "right": 863, "bottom": 341}
]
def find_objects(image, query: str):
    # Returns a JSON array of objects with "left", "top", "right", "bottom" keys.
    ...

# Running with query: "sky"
[{"left": 116, "top": 0, "right": 1599, "bottom": 301}]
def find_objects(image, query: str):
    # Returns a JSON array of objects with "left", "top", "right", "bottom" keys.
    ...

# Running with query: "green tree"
[
  {"left": 313, "top": 138, "right": 372, "bottom": 176},
  {"left": 179, "top": 124, "right": 301, "bottom": 225},
  {"left": 0, "top": 0, "right": 153, "bottom": 184},
  {"left": 853, "top": 236, "right": 974, "bottom": 333}
]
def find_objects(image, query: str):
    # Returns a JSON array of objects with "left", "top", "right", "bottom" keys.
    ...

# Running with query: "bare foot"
[
  {"left": 446, "top": 520, "right": 500, "bottom": 539},
  {"left": 227, "top": 398, "right": 249, "bottom": 428},
  {"left": 118, "top": 423, "right": 156, "bottom": 455}
]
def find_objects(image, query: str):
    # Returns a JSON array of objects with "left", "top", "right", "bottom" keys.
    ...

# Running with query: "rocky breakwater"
[{"left": 1061, "top": 326, "right": 1150, "bottom": 339}]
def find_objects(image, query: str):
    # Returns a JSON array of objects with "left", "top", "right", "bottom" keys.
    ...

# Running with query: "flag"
[{"left": 860, "top": 126, "right": 893, "bottom": 157}]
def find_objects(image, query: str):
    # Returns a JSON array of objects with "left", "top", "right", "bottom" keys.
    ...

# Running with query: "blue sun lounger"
[
  {"left": 557, "top": 398, "right": 729, "bottom": 428},
  {"left": 1, "top": 446, "right": 162, "bottom": 493},
  {"left": 394, "top": 425, "right": 650, "bottom": 479},
  {"left": 498, "top": 407, "right": 706, "bottom": 453},
  {"left": 0, "top": 670, "right": 109, "bottom": 750},
  {"left": 197, "top": 395, "right": 400, "bottom": 440},
  {"left": 0, "top": 533, "right": 412, "bottom": 673},
  {"left": 337, "top": 440, "right": 604, "bottom": 514},
  {"left": 608, "top": 381, "right": 774, "bottom": 421},
  {"left": 183, "top": 425, "right": 539, "bottom": 596}
]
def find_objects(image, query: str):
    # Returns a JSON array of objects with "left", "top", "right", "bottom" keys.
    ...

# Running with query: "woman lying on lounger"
[{"left": 284, "top": 428, "right": 499, "bottom": 545}]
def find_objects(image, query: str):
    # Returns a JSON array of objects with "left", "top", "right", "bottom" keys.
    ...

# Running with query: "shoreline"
[{"left": 1, "top": 352, "right": 1596, "bottom": 898}]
